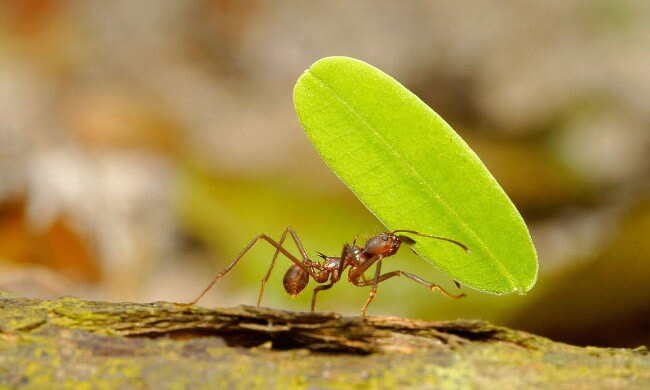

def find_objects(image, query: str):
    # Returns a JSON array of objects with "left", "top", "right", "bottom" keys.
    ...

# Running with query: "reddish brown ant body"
[{"left": 185, "top": 227, "right": 469, "bottom": 316}]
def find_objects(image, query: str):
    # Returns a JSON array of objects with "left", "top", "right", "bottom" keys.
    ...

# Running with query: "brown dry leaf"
[
  {"left": 0, "top": 198, "right": 32, "bottom": 264},
  {"left": 68, "top": 91, "right": 179, "bottom": 155},
  {"left": 0, "top": 198, "right": 101, "bottom": 283}
]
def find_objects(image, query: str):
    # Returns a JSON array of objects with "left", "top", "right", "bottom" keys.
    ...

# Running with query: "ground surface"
[{"left": 0, "top": 291, "right": 647, "bottom": 388}]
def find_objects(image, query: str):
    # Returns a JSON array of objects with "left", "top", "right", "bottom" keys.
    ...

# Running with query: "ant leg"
[
  {"left": 286, "top": 227, "right": 312, "bottom": 261},
  {"left": 182, "top": 234, "right": 320, "bottom": 306},
  {"left": 307, "top": 244, "right": 356, "bottom": 312},
  {"left": 311, "top": 282, "right": 335, "bottom": 312},
  {"left": 308, "top": 244, "right": 360, "bottom": 312},
  {"left": 356, "top": 271, "right": 465, "bottom": 300},
  {"left": 257, "top": 227, "right": 317, "bottom": 307},
  {"left": 360, "top": 260, "right": 383, "bottom": 317},
  {"left": 257, "top": 228, "right": 290, "bottom": 307}
]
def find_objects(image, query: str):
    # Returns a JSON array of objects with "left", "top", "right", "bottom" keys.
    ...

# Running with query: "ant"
[{"left": 183, "top": 227, "right": 469, "bottom": 317}]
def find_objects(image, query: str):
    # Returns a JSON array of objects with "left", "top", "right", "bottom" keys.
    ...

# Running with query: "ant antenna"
[{"left": 392, "top": 230, "right": 471, "bottom": 253}]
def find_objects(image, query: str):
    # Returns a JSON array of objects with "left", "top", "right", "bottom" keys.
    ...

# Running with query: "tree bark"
[{"left": 0, "top": 291, "right": 647, "bottom": 388}]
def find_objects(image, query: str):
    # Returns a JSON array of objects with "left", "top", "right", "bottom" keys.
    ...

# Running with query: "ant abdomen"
[{"left": 283, "top": 265, "right": 309, "bottom": 297}]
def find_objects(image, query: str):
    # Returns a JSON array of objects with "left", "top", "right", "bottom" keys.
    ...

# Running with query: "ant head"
[{"left": 363, "top": 232, "right": 402, "bottom": 256}]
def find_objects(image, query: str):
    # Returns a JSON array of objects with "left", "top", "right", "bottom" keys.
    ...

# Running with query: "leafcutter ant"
[{"left": 183, "top": 227, "right": 469, "bottom": 316}]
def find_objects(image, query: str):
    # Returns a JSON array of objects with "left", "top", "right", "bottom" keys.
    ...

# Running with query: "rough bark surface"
[{"left": 0, "top": 291, "right": 647, "bottom": 388}]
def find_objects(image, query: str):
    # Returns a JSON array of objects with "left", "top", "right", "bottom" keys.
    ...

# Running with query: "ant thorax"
[
  {"left": 344, "top": 244, "right": 369, "bottom": 265},
  {"left": 321, "top": 256, "right": 340, "bottom": 270}
]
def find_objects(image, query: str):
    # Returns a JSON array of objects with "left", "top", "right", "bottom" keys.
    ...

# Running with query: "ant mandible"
[{"left": 183, "top": 227, "right": 469, "bottom": 317}]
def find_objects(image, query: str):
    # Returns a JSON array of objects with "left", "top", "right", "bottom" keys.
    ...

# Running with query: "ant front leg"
[
  {"left": 359, "top": 259, "right": 383, "bottom": 318},
  {"left": 356, "top": 270, "right": 466, "bottom": 300}
]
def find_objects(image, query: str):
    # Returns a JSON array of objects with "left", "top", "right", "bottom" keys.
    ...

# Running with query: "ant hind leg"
[
  {"left": 181, "top": 233, "right": 318, "bottom": 307},
  {"left": 257, "top": 227, "right": 314, "bottom": 307},
  {"left": 257, "top": 228, "right": 290, "bottom": 306}
]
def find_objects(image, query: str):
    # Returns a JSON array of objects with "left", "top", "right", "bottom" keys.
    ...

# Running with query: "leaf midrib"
[{"left": 305, "top": 69, "right": 520, "bottom": 292}]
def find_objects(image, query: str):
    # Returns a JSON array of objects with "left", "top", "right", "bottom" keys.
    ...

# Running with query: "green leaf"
[{"left": 293, "top": 56, "right": 538, "bottom": 295}]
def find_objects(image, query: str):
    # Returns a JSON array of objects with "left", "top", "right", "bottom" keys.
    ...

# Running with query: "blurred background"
[{"left": 0, "top": 1, "right": 648, "bottom": 348}]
